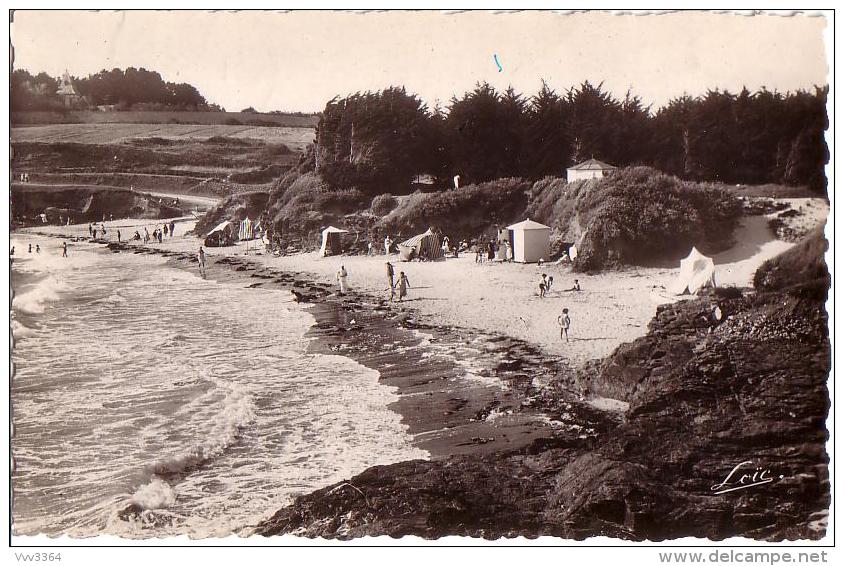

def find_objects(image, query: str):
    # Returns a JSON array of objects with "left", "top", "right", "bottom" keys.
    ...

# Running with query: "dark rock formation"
[{"left": 254, "top": 285, "right": 830, "bottom": 540}]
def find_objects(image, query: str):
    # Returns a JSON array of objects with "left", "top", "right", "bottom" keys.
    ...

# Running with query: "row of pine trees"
[{"left": 313, "top": 81, "right": 828, "bottom": 194}]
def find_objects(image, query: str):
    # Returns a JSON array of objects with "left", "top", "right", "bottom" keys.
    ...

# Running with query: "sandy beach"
[{"left": 19, "top": 196, "right": 828, "bottom": 368}]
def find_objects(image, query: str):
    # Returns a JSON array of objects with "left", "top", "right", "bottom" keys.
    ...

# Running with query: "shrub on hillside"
[
  {"left": 265, "top": 172, "right": 368, "bottom": 244},
  {"left": 370, "top": 193, "right": 398, "bottom": 216},
  {"left": 378, "top": 177, "right": 531, "bottom": 239},
  {"left": 558, "top": 167, "right": 742, "bottom": 271},
  {"left": 754, "top": 227, "right": 829, "bottom": 297}
]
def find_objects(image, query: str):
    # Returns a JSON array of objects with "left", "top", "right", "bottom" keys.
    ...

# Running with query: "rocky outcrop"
[
  {"left": 254, "top": 285, "right": 830, "bottom": 540},
  {"left": 11, "top": 184, "right": 185, "bottom": 225}
]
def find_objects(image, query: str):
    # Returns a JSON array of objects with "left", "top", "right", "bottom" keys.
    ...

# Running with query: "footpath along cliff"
[{"left": 254, "top": 233, "right": 830, "bottom": 541}]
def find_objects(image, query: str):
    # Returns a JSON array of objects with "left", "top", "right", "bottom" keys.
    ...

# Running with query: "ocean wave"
[
  {"left": 130, "top": 477, "right": 176, "bottom": 510},
  {"left": 150, "top": 380, "right": 255, "bottom": 477},
  {"left": 12, "top": 274, "right": 69, "bottom": 315},
  {"left": 91, "top": 292, "right": 126, "bottom": 306},
  {"left": 11, "top": 319, "right": 38, "bottom": 339}
]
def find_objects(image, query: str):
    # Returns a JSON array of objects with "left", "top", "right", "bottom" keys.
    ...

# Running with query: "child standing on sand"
[
  {"left": 539, "top": 274, "right": 548, "bottom": 298},
  {"left": 396, "top": 271, "right": 411, "bottom": 301},
  {"left": 558, "top": 308, "right": 571, "bottom": 342}
]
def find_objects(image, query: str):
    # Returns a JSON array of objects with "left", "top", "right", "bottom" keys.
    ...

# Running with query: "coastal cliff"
[{"left": 255, "top": 282, "right": 829, "bottom": 540}]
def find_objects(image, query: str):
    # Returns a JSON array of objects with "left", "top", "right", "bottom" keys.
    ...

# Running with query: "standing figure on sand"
[
  {"left": 558, "top": 307, "right": 571, "bottom": 342},
  {"left": 384, "top": 235, "right": 393, "bottom": 256},
  {"left": 61, "top": 242, "right": 68, "bottom": 258},
  {"left": 198, "top": 246, "right": 207, "bottom": 278},
  {"left": 396, "top": 271, "right": 411, "bottom": 301},
  {"left": 386, "top": 261, "right": 395, "bottom": 301},
  {"left": 337, "top": 265, "right": 349, "bottom": 295},
  {"left": 539, "top": 274, "right": 548, "bottom": 298}
]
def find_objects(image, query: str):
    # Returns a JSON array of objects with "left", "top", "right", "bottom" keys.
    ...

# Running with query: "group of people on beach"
[
  {"left": 147, "top": 221, "right": 177, "bottom": 243},
  {"left": 539, "top": 275, "right": 580, "bottom": 298},
  {"left": 11, "top": 242, "right": 68, "bottom": 258},
  {"left": 88, "top": 223, "right": 108, "bottom": 240},
  {"left": 385, "top": 261, "right": 411, "bottom": 301},
  {"left": 469, "top": 239, "right": 512, "bottom": 263}
]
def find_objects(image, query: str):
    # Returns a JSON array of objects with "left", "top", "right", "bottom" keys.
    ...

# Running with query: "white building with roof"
[{"left": 566, "top": 158, "right": 616, "bottom": 182}]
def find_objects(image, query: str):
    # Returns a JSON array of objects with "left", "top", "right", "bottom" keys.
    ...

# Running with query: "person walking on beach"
[
  {"left": 117, "top": 229, "right": 121, "bottom": 243},
  {"left": 164, "top": 224, "right": 169, "bottom": 237},
  {"left": 36, "top": 244, "right": 41, "bottom": 254},
  {"left": 158, "top": 229, "right": 163, "bottom": 244},
  {"left": 558, "top": 308, "right": 571, "bottom": 342},
  {"left": 61, "top": 242, "right": 68, "bottom": 258},
  {"left": 144, "top": 227, "right": 150, "bottom": 243},
  {"left": 28, "top": 244, "right": 32, "bottom": 254},
  {"left": 92, "top": 228, "right": 98, "bottom": 239},
  {"left": 88, "top": 223, "right": 93, "bottom": 237},
  {"left": 367, "top": 241, "right": 374, "bottom": 256},
  {"left": 546, "top": 275, "right": 554, "bottom": 295},
  {"left": 337, "top": 265, "right": 349, "bottom": 295},
  {"left": 386, "top": 261, "right": 396, "bottom": 301},
  {"left": 384, "top": 235, "right": 393, "bottom": 256},
  {"left": 198, "top": 246, "right": 207, "bottom": 278},
  {"left": 170, "top": 221, "right": 176, "bottom": 237},
  {"left": 396, "top": 271, "right": 411, "bottom": 301}
]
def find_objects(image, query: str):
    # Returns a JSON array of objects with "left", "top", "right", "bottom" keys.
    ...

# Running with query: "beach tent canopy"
[
  {"left": 238, "top": 217, "right": 255, "bottom": 241},
  {"left": 205, "top": 220, "right": 234, "bottom": 247},
  {"left": 506, "top": 219, "right": 551, "bottom": 263},
  {"left": 398, "top": 228, "right": 443, "bottom": 261},
  {"left": 319, "top": 226, "right": 349, "bottom": 257},
  {"left": 671, "top": 247, "right": 716, "bottom": 295}
]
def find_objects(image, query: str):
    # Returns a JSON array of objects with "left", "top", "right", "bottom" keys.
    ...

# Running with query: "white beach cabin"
[
  {"left": 506, "top": 219, "right": 551, "bottom": 263},
  {"left": 566, "top": 158, "right": 616, "bottom": 182}
]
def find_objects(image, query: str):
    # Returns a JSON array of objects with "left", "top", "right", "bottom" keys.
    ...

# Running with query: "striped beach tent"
[
  {"left": 238, "top": 217, "right": 254, "bottom": 241},
  {"left": 398, "top": 228, "right": 443, "bottom": 261}
]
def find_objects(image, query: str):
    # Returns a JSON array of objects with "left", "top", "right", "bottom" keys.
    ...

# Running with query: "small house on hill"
[{"left": 566, "top": 158, "right": 616, "bottom": 182}]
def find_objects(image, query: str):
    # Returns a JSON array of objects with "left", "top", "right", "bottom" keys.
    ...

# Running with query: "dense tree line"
[
  {"left": 11, "top": 68, "right": 215, "bottom": 111},
  {"left": 11, "top": 69, "right": 61, "bottom": 111},
  {"left": 314, "top": 81, "right": 828, "bottom": 194}
]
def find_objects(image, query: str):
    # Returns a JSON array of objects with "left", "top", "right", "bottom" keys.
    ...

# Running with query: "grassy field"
[
  {"left": 11, "top": 123, "right": 315, "bottom": 152},
  {"left": 11, "top": 110, "right": 319, "bottom": 128}
]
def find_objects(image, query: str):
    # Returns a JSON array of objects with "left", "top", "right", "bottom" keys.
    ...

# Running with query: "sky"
[{"left": 10, "top": 10, "right": 830, "bottom": 113}]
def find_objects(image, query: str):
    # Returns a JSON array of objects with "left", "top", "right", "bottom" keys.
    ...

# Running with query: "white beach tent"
[
  {"left": 319, "top": 226, "right": 349, "bottom": 257},
  {"left": 204, "top": 220, "right": 234, "bottom": 246},
  {"left": 671, "top": 247, "right": 717, "bottom": 295},
  {"left": 506, "top": 219, "right": 551, "bottom": 263}
]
